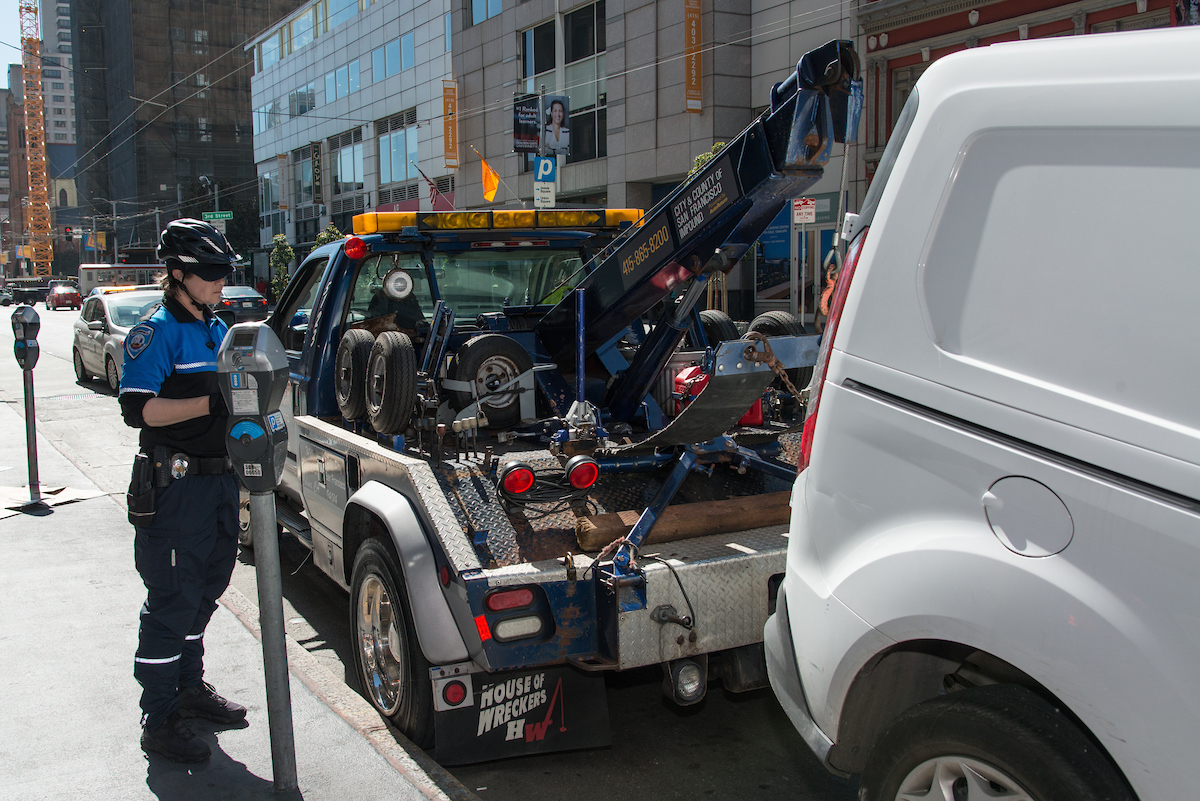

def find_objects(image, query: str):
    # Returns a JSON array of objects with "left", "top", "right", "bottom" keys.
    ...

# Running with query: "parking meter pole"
[
  {"left": 22, "top": 369, "right": 41, "bottom": 502},
  {"left": 250, "top": 489, "right": 297, "bottom": 792},
  {"left": 216, "top": 322, "right": 295, "bottom": 792},
  {"left": 11, "top": 305, "right": 44, "bottom": 507}
]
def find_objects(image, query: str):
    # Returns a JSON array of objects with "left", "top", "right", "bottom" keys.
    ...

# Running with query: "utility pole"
[{"left": 112, "top": 200, "right": 119, "bottom": 264}]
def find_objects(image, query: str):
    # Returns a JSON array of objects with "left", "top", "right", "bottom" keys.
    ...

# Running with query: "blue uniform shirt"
[{"left": 119, "top": 293, "right": 229, "bottom": 457}]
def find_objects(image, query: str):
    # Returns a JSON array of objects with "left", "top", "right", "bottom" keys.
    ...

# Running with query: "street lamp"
[{"left": 200, "top": 175, "right": 219, "bottom": 213}]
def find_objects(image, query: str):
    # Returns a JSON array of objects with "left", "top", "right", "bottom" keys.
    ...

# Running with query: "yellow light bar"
[
  {"left": 606, "top": 209, "right": 643, "bottom": 226},
  {"left": 353, "top": 212, "right": 418, "bottom": 234},
  {"left": 353, "top": 209, "right": 645, "bottom": 234},
  {"left": 493, "top": 210, "right": 537, "bottom": 228},
  {"left": 420, "top": 211, "right": 493, "bottom": 230}
]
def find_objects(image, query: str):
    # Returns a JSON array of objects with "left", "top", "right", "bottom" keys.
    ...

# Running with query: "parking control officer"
[{"left": 119, "top": 219, "right": 247, "bottom": 763}]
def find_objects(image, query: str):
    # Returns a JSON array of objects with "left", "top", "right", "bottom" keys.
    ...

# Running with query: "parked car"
[
  {"left": 46, "top": 284, "right": 82, "bottom": 310},
  {"left": 72, "top": 288, "right": 163, "bottom": 391},
  {"left": 0, "top": 288, "right": 12, "bottom": 306},
  {"left": 215, "top": 285, "right": 269, "bottom": 324},
  {"left": 764, "top": 28, "right": 1198, "bottom": 801}
]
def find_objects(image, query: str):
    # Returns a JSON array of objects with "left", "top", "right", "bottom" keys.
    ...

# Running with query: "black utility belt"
[{"left": 149, "top": 446, "right": 232, "bottom": 487}]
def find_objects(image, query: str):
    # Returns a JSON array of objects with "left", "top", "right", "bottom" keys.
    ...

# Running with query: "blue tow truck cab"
[{"left": 264, "top": 40, "right": 862, "bottom": 765}]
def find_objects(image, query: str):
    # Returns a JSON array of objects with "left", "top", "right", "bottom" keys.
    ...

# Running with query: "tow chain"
[{"left": 742, "top": 331, "right": 802, "bottom": 398}]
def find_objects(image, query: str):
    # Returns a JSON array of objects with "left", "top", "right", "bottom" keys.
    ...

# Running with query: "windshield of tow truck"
[{"left": 429, "top": 249, "right": 584, "bottom": 316}]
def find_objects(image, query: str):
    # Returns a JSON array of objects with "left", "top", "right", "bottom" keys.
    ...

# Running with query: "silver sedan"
[{"left": 72, "top": 288, "right": 164, "bottom": 391}]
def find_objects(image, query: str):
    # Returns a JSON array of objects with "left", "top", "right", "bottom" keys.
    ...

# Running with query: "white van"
[{"left": 765, "top": 28, "right": 1199, "bottom": 801}]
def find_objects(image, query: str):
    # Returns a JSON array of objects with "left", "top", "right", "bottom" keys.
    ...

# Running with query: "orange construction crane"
[{"left": 20, "top": 0, "right": 52, "bottom": 276}]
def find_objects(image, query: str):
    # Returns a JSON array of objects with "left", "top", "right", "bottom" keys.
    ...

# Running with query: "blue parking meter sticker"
[
  {"left": 230, "top": 372, "right": 244, "bottom": 389},
  {"left": 267, "top": 411, "right": 285, "bottom": 432}
]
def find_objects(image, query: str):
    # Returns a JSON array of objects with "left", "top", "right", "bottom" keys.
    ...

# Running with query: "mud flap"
[{"left": 432, "top": 664, "right": 610, "bottom": 765}]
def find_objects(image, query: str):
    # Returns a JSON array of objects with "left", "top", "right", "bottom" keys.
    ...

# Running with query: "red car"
[{"left": 46, "top": 285, "right": 82, "bottom": 310}]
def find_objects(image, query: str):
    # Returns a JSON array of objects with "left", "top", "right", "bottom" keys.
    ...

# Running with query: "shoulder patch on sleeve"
[{"left": 125, "top": 324, "right": 155, "bottom": 360}]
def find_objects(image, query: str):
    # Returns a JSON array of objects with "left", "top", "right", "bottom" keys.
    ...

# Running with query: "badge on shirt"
[{"left": 125, "top": 324, "right": 154, "bottom": 360}]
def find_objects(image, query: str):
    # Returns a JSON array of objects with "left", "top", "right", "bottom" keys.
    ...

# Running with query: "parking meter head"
[
  {"left": 216, "top": 322, "right": 290, "bottom": 492},
  {"left": 11, "top": 305, "right": 40, "bottom": 342}
]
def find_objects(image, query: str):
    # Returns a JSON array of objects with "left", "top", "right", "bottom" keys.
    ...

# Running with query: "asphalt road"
[{"left": 1, "top": 300, "right": 858, "bottom": 801}]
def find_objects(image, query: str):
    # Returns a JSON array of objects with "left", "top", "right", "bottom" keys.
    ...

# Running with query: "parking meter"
[
  {"left": 215, "top": 320, "right": 297, "bottom": 791},
  {"left": 12, "top": 305, "right": 40, "bottom": 369},
  {"left": 216, "top": 322, "right": 289, "bottom": 492},
  {"left": 11, "top": 305, "right": 43, "bottom": 505}
]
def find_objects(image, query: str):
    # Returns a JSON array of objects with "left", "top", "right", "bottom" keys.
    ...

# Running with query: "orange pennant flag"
[{"left": 482, "top": 158, "right": 499, "bottom": 202}]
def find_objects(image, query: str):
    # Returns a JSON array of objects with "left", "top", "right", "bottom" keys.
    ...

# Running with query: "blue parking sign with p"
[{"left": 535, "top": 157, "right": 556, "bottom": 183}]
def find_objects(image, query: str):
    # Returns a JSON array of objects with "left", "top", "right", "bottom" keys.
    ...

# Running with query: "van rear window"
[{"left": 858, "top": 89, "right": 918, "bottom": 228}]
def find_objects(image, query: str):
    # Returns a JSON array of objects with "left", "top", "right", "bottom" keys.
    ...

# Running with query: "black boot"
[
  {"left": 178, "top": 681, "right": 248, "bottom": 725},
  {"left": 141, "top": 712, "right": 212, "bottom": 763}
]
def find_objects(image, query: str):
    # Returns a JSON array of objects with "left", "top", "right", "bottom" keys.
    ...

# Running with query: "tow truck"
[{"left": 264, "top": 39, "right": 861, "bottom": 764}]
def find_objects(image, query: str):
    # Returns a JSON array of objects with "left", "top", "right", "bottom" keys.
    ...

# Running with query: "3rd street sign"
[{"left": 202, "top": 211, "right": 234, "bottom": 221}]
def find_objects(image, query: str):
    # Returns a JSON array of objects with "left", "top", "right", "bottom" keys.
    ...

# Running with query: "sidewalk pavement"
[{"left": 0, "top": 397, "right": 476, "bottom": 801}]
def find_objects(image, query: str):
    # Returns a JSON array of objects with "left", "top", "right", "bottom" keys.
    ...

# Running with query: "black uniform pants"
[{"left": 133, "top": 471, "right": 239, "bottom": 731}]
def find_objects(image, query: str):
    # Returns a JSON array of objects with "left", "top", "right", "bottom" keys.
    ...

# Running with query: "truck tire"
[
  {"left": 747, "top": 310, "right": 811, "bottom": 391},
  {"left": 366, "top": 331, "right": 417, "bottom": 435},
  {"left": 349, "top": 539, "right": 435, "bottom": 748},
  {"left": 860, "top": 685, "right": 1134, "bottom": 801},
  {"left": 335, "top": 329, "right": 375, "bottom": 421},
  {"left": 698, "top": 309, "right": 739, "bottom": 346},
  {"left": 447, "top": 334, "right": 533, "bottom": 429}
]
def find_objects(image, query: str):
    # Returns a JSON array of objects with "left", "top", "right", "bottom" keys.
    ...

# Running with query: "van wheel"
[
  {"left": 366, "top": 331, "right": 417, "bottom": 435},
  {"left": 105, "top": 356, "right": 120, "bottom": 392},
  {"left": 747, "top": 311, "right": 811, "bottom": 391},
  {"left": 73, "top": 349, "right": 91, "bottom": 382},
  {"left": 860, "top": 685, "right": 1134, "bottom": 801},
  {"left": 698, "top": 309, "right": 739, "bottom": 346},
  {"left": 447, "top": 334, "right": 533, "bottom": 429},
  {"left": 335, "top": 329, "right": 375, "bottom": 420},
  {"left": 349, "top": 539, "right": 434, "bottom": 748}
]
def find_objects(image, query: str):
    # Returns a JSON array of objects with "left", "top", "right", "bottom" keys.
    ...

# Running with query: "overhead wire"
[{"left": 0, "top": 0, "right": 855, "bottom": 228}]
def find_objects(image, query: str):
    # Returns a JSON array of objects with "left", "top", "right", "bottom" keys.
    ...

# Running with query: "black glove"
[{"left": 209, "top": 392, "right": 228, "bottom": 417}]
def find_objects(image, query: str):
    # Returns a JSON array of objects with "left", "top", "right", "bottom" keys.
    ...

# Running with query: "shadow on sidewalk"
[{"left": 145, "top": 724, "right": 302, "bottom": 801}]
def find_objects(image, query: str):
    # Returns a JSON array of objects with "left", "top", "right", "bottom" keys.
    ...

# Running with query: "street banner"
[
  {"left": 541, "top": 95, "right": 570, "bottom": 156},
  {"left": 277, "top": 154, "right": 289, "bottom": 209},
  {"left": 444, "top": 80, "right": 459, "bottom": 168},
  {"left": 685, "top": 0, "right": 702, "bottom": 113},
  {"left": 311, "top": 142, "right": 323, "bottom": 205},
  {"left": 513, "top": 94, "right": 541, "bottom": 153}
]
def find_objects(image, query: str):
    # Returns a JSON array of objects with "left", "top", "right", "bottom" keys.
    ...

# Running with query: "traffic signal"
[{"left": 65, "top": 227, "right": 73, "bottom": 241}]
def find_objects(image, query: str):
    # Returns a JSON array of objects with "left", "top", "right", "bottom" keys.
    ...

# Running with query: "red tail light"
[
  {"left": 799, "top": 227, "right": 868, "bottom": 472},
  {"left": 565, "top": 455, "right": 599, "bottom": 489},
  {"left": 499, "top": 461, "right": 536, "bottom": 494},
  {"left": 486, "top": 587, "right": 535, "bottom": 611},
  {"left": 442, "top": 680, "right": 467, "bottom": 706}
]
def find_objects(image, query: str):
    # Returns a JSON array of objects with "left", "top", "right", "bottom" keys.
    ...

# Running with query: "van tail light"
[{"left": 799, "top": 227, "right": 868, "bottom": 472}]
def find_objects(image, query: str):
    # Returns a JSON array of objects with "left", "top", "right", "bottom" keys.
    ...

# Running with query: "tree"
[
  {"left": 689, "top": 142, "right": 726, "bottom": 177},
  {"left": 269, "top": 234, "right": 295, "bottom": 300},
  {"left": 314, "top": 223, "right": 344, "bottom": 246}
]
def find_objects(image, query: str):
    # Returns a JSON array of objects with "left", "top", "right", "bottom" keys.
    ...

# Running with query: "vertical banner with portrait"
[
  {"left": 542, "top": 95, "right": 570, "bottom": 157},
  {"left": 684, "top": 0, "right": 702, "bottom": 113},
  {"left": 443, "top": 80, "right": 459, "bottom": 169},
  {"left": 513, "top": 94, "right": 541, "bottom": 154}
]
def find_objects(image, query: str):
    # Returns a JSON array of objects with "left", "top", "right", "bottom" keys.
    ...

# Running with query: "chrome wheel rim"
[
  {"left": 356, "top": 573, "right": 405, "bottom": 716},
  {"left": 472, "top": 354, "right": 521, "bottom": 409},
  {"left": 897, "top": 755, "right": 1036, "bottom": 801},
  {"left": 106, "top": 358, "right": 119, "bottom": 390},
  {"left": 73, "top": 350, "right": 84, "bottom": 379}
]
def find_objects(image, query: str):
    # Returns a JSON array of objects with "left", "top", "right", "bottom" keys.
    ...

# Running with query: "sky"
[{"left": 1, "top": 0, "right": 29, "bottom": 90}]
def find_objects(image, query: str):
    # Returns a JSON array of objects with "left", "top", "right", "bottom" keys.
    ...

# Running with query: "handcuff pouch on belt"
[{"left": 127, "top": 452, "right": 157, "bottom": 527}]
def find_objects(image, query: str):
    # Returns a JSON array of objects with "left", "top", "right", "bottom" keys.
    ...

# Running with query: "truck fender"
[{"left": 345, "top": 480, "right": 469, "bottom": 665}]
